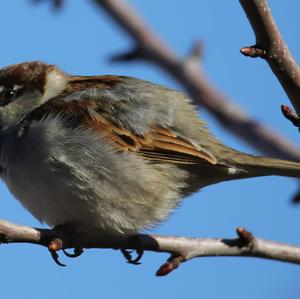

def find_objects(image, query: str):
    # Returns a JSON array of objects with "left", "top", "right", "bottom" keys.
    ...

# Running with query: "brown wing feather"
[
  {"left": 26, "top": 76, "right": 217, "bottom": 165},
  {"left": 84, "top": 113, "right": 217, "bottom": 165}
]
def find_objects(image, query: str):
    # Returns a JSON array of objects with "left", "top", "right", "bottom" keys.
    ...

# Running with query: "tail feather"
[{"left": 227, "top": 153, "right": 300, "bottom": 179}]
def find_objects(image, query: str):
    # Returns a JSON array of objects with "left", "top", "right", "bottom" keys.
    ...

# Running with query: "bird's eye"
[
  {"left": 4, "top": 89, "right": 16, "bottom": 99},
  {"left": 0, "top": 85, "right": 22, "bottom": 107}
]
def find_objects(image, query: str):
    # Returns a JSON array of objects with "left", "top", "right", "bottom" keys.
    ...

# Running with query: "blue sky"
[{"left": 1, "top": 1, "right": 300, "bottom": 298}]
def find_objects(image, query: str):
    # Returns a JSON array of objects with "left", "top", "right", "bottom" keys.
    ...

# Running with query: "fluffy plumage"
[{"left": 0, "top": 61, "right": 299, "bottom": 235}]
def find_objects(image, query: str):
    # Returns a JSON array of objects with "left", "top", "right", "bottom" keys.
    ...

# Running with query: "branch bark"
[
  {"left": 1, "top": 220, "right": 300, "bottom": 276},
  {"left": 92, "top": 0, "right": 300, "bottom": 161},
  {"left": 240, "top": 0, "right": 300, "bottom": 117}
]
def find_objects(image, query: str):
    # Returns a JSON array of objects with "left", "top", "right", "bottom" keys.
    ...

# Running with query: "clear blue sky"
[{"left": 1, "top": 1, "right": 300, "bottom": 298}]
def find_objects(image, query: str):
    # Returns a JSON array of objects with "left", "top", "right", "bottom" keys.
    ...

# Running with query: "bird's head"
[{"left": 0, "top": 61, "right": 68, "bottom": 130}]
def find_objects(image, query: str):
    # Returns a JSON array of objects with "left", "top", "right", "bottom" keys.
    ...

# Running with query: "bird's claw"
[
  {"left": 48, "top": 236, "right": 84, "bottom": 266},
  {"left": 48, "top": 238, "right": 66, "bottom": 267},
  {"left": 50, "top": 250, "right": 66, "bottom": 267},
  {"left": 63, "top": 247, "right": 84, "bottom": 258},
  {"left": 121, "top": 248, "right": 144, "bottom": 265}
]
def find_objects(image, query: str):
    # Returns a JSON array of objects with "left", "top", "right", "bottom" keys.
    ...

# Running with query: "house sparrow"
[{"left": 0, "top": 61, "right": 299, "bottom": 236}]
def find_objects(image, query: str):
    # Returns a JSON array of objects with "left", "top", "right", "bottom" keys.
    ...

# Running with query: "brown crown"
[{"left": 0, "top": 61, "right": 57, "bottom": 93}]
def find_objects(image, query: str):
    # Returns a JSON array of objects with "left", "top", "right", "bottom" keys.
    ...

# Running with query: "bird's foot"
[
  {"left": 48, "top": 238, "right": 66, "bottom": 267},
  {"left": 120, "top": 235, "right": 144, "bottom": 265},
  {"left": 121, "top": 248, "right": 144, "bottom": 265},
  {"left": 63, "top": 247, "right": 84, "bottom": 258},
  {"left": 47, "top": 223, "right": 84, "bottom": 267}
]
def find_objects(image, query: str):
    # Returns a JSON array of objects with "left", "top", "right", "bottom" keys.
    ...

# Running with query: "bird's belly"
[
  {"left": 0, "top": 120, "right": 123, "bottom": 232},
  {"left": 0, "top": 119, "right": 187, "bottom": 234},
  {"left": 3, "top": 152, "right": 105, "bottom": 230}
]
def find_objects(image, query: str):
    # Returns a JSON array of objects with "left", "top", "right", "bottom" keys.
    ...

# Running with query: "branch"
[
  {"left": 240, "top": 0, "right": 300, "bottom": 120},
  {"left": 91, "top": 0, "right": 300, "bottom": 161},
  {"left": 1, "top": 219, "right": 300, "bottom": 276}
]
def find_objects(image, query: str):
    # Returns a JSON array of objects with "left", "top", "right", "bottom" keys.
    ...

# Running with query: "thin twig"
[
  {"left": 92, "top": 0, "right": 300, "bottom": 161},
  {"left": 281, "top": 105, "right": 300, "bottom": 129},
  {"left": 1, "top": 220, "right": 300, "bottom": 275},
  {"left": 240, "top": 0, "right": 300, "bottom": 116}
]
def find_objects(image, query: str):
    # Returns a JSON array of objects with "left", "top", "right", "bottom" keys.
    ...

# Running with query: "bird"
[{"left": 0, "top": 61, "right": 299, "bottom": 237}]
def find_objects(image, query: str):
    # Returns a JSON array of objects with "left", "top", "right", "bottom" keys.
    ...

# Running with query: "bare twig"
[
  {"left": 1, "top": 220, "right": 300, "bottom": 275},
  {"left": 240, "top": 0, "right": 300, "bottom": 116},
  {"left": 91, "top": 0, "right": 300, "bottom": 161},
  {"left": 281, "top": 105, "right": 300, "bottom": 129},
  {"left": 240, "top": 46, "right": 267, "bottom": 58}
]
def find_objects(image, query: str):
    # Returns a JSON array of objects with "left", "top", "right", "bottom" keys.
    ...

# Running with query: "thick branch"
[
  {"left": 1, "top": 219, "right": 300, "bottom": 275},
  {"left": 92, "top": 0, "right": 300, "bottom": 161},
  {"left": 240, "top": 0, "right": 300, "bottom": 116}
]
